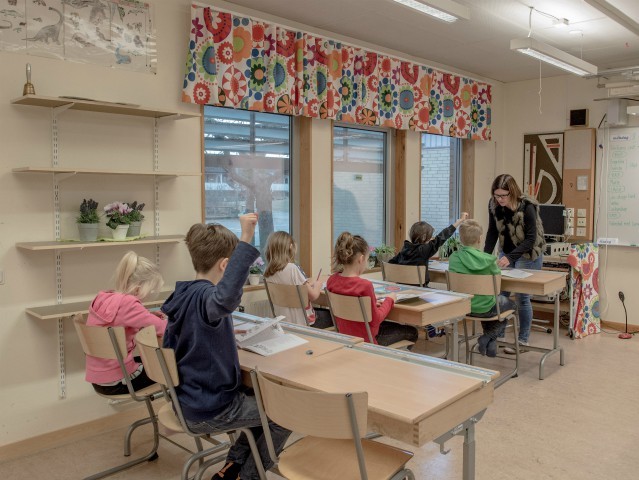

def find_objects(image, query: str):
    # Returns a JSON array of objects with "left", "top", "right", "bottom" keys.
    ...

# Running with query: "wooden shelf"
[
  {"left": 13, "top": 167, "right": 200, "bottom": 177},
  {"left": 26, "top": 291, "right": 173, "bottom": 320},
  {"left": 16, "top": 235, "right": 183, "bottom": 251},
  {"left": 11, "top": 94, "right": 200, "bottom": 119}
]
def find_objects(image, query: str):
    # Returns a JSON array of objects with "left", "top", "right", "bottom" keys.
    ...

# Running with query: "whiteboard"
[{"left": 598, "top": 127, "right": 639, "bottom": 246}]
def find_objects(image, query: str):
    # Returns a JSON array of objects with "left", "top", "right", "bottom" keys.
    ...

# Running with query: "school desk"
[
  {"left": 428, "top": 265, "right": 567, "bottom": 379},
  {"left": 234, "top": 312, "right": 497, "bottom": 480},
  {"left": 316, "top": 278, "right": 472, "bottom": 361}
]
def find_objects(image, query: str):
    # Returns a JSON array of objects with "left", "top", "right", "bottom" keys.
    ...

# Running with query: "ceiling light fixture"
[
  {"left": 583, "top": 0, "right": 639, "bottom": 37},
  {"left": 510, "top": 38, "right": 598, "bottom": 76},
  {"left": 391, "top": 0, "right": 470, "bottom": 23}
]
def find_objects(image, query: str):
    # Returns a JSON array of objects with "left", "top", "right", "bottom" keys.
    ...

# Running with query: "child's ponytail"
[
  {"left": 333, "top": 232, "right": 368, "bottom": 271},
  {"left": 114, "top": 251, "right": 163, "bottom": 300}
]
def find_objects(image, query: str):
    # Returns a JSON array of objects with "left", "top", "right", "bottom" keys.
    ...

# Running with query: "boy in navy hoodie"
[
  {"left": 449, "top": 219, "right": 517, "bottom": 358},
  {"left": 162, "top": 214, "right": 290, "bottom": 480}
]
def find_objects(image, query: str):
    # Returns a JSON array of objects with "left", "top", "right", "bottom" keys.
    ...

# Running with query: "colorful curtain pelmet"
[{"left": 183, "top": 6, "right": 492, "bottom": 140}]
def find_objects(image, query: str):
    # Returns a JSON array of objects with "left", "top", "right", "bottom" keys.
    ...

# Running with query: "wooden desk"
[
  {"left": 234, "top": 312, "right": 496, "bottom": 480},
  {"left": 429, "top": 266, "right": 567, "bottom": 379},
  {"left": 317, "top": 279, "right": 472, "bottom": 361}
]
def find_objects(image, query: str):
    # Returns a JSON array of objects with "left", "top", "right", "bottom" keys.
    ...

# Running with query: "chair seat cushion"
[{"left": 278, "top": 437, "right": 413, "bottom": 480}]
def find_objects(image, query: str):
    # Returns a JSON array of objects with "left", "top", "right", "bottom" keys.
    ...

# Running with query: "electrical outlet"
[
  {"left": 577, "top": 208, "right": 587, "bottom": 218},
  {"left": 567, "top": 218, "right": 574, "bottom": 228},
  {"left": 567, "top": 227, "right": 575, "bottom": 236},
  {"left": 577, "top": 218, "right": 587, "bottom": 227},
  {"left": 567, "top": 208, "right": 575, "bottom": 218},
  {"left": 576, "top": 227, "right": 586, "bottom": 236}
]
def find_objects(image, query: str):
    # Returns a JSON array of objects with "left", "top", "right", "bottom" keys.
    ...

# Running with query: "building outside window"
[
  {"left": 203, "top": 106, "right": 292, "bottom": 252},
  {"left": 333, "top": 125, "right": 389, "bottom": 248},
  {"left": 420, "top": 134, "right": 461, "bottom": 233}
]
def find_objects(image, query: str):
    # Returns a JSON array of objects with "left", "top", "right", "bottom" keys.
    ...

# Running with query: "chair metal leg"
[
  {"left": 240, "top": 428, "right": 268, "bottom": 480},
  {"left": 390, "top": 468, "right": 415, "bottom": 480}
]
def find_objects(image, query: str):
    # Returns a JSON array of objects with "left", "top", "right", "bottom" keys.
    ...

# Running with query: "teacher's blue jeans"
[{"left": 499, "top": 255, "right": 543, "bottom": 343}]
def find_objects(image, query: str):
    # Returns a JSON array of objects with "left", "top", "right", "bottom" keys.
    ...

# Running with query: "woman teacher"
[{"left": 484, "top": 174, "right": 546, "bottom": 352}]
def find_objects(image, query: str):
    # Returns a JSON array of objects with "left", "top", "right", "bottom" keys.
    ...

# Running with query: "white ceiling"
[{"left": 221, "top": 0, "right": 639, "bottom": 83}]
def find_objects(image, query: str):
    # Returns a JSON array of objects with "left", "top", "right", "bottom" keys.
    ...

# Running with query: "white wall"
[
  {"left": 502, "top": 75, "right": 639, "bottom": 326},
  {"left": 0, "top": 0, "right": 201, "bottom": 446}
]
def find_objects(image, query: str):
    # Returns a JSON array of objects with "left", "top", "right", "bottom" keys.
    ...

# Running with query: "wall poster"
[
  {"left": 0, "top": 0, "right": 156, "bottom": 73},
  {"left": 523, "top": 132, "right": 564, "bottom": 204}
]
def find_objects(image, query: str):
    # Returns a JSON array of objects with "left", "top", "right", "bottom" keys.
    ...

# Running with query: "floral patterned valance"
[{"left": 183, "top": 5, "right": 492, "bottom": 140}]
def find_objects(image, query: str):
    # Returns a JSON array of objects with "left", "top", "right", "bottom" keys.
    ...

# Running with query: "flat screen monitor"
[{"left": 539, "top": 204, "right": 566, "bottom": 237}]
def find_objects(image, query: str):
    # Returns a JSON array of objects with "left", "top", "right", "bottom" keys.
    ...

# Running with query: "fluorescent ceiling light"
[
  {"left": 510, "top": 38, "right": 598, "bottom": 76},
  {"left": 583, "top": 0, "right": 639, "bottom": 37},
  {"left": 392, "top": 0, "right": 470, "bottom": 23}
]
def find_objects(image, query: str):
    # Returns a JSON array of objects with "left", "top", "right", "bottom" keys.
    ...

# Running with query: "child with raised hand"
[
  {"left": 263, "top": 231, "right": 322, "bottom": 326},
  {"left": 326, "top": 232, "right": 418, "bottom": 346},
  {"left": 85, "top": 251, "right": 166, "bottom": 395},
  {"left": 161, "top": 214, "right": 290, "bottom": 480},
  {"left": 448, "top": 219, "right": 517, "bottom": 357},
  {"left": 389, "top": 212, "right": 469, "bottom": 285}
]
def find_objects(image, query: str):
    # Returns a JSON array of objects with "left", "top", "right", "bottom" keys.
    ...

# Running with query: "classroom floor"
[{"left": 2, "top": 325, "right": 638, "bottom": 480}]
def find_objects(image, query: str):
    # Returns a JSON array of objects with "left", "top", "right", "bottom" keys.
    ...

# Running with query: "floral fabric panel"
[
  {"left": 567, "top": 243, "right": 600, "bottom": 338},
  {"left": 183, "top": 5, "right": 492, "bottom": 141}
]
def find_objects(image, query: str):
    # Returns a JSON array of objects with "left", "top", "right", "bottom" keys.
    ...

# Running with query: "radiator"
[{"left": 242, "top": 299, "right": 273, "bottom": 318}]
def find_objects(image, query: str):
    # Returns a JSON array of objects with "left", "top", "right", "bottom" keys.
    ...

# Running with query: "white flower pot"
[
  {"left": 111, "top": 224, "right": 130, "bottom": 240},
  {"left": 77, "top": 223, "right": 99, "bottom": 242},
  {"left": 248, "top": 274, "right": 261, "bottom": 286}
]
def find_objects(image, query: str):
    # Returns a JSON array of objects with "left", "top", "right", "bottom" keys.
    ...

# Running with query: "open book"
[
  {"left": 235, "top": 316, "right": 307, "bottom": 356},
  {"left": 500, "top": 268, "right": 533, "bottom": 279}
]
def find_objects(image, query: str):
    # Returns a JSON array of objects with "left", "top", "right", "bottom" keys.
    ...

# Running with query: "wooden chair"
[
  {"left": 264, "top": 280, "right": 312, "bottom": 326},
  {"left": 445, "top": 272, "right": 520, "bottom": 387},
  {"left": 380, "top": 262, "right": 427, "bottom": 287},
  {"left": 72, "top": 315, "right": 165, "bottom": 480},
  {"left": 135, "top": 327, "right": 266, "bottom": 480},
  {"left": 324, "top": 289, "right": 414, "bottom": 350},
  {"left": 250, "top": 369, "right": 415, "bottom": 480}
]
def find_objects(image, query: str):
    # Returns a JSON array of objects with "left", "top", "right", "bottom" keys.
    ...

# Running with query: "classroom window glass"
[
  {"left": 203, "top": 106, "right": 292, "bottom": 253},
  {"left": 420, "top": 134, "right": 462, "bottom": 233},
  {"left": 333, "top": 126, "right": 388, "bottom": 247}
]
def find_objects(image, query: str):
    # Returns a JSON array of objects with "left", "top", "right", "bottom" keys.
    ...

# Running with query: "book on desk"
[{"left": 234, "top": 315, "right": 307, "bottom": 356}]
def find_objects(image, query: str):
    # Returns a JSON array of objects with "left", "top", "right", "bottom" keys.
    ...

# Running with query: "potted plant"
[
  {"left": 374, "top": 244, "right": 396, "bottom": 266},
  {"left": 126, "top": 201, "right": 145, "bottom": 237},
  {"left": 438, "top": 235, "right": 462, "bottom": 259},
  {"left": 76, "top": 198, "right": 100, "bottom": 242},
  {"left": 104, "top": 202, "right": 132, "bottom": 240},
  {"left": 367, "top": 246, "right": 377, "bottom": 270},
  {"left": 248, "top": 257, "right": 264, "bottom": 285}
]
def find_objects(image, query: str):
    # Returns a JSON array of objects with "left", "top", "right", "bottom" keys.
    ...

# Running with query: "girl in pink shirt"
[{"left": 85, "top": 251, "right": 166, "bottom": 395}]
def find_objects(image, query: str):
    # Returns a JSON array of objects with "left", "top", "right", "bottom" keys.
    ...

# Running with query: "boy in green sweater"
[{"left": 449, "top": 219, "right": 517, "bottom": 357}]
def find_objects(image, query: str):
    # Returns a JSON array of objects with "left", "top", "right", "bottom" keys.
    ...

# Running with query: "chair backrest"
[
  {"left": 135, "top": 326, "right": 180, "bottom": 388},
  {"left": 381, "top": 262, "right": 427, "bottom": 287},
  {"left": 264, "top": 280, "right": 310, "bottom": 322},
  {"left": 445, "top": 271, "right": 501, "bottom": 296},
  {"left": 253, "top": 370, "right": 368, "bottom": 439},
  {"left": 73, "top": 314, "right": 126, "bottom": 360},
  {"left": 325, "top": 289, "right": 374, "bottom": 342}
]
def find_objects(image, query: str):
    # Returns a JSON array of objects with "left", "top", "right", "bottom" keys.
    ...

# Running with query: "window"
[
  {"left": 333, "top": 125, "right": 389, "bottom": 247},
  {"left": 203, "top": 106, "right": 292, "bottom": 252},
  {"left": 420, "top": 134, "right": 462, "bottom": 233}
]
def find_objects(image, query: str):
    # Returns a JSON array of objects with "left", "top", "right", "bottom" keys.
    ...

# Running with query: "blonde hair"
[
  {"left": 185, "top": 223, "right": 238, "bottom": 273},
  {"left": 458, "top": 220, "right": 483, "bottom": 247},
  {"left": 333, "top": 232, "right": 368, "bottom": 271},
  {"left": 264, "top": 231, "right": 296, "bottom": 278},
  {"left": 114, "top": 251, "right": 163, "bottom": 300},
  {"left": 409, "top": 221, "right": 435, "bottom": 244}
]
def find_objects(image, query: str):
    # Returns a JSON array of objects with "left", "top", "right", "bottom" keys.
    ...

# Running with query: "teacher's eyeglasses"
[{"left": 493, "top": 193, "right": 510, "bottom": 199}]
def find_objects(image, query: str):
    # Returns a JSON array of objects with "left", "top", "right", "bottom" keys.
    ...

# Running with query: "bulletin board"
[{"left": 563, "top": 128, "right": 595, "bottom": 242}]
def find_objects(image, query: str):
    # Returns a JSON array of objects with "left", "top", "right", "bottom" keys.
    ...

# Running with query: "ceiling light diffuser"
[
  {"left": 510, "top": 38, "right": 598, "bottom": 76},
  {"left": 392, "top": 0, "right": 470, "bottom": 23},
  {"left": 583, "top": 0, "right": 639, "bottom": 37}
]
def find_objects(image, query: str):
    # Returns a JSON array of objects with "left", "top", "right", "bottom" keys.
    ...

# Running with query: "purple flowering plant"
[
  {"left": 249, "top": 257, "right": 265, "bottom": 274},
  {"left": 104, "top": 202, "right": 132, "bottom": 229}
]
